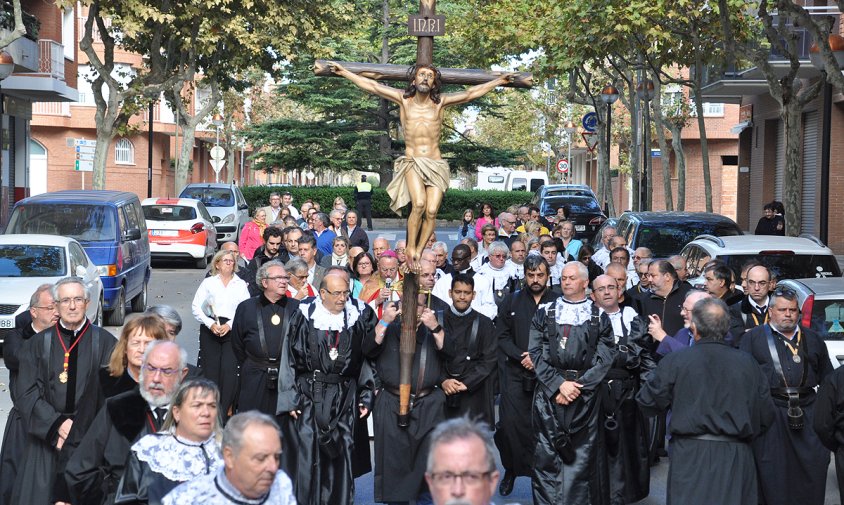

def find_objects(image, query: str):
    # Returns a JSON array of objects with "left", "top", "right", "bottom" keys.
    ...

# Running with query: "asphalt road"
[{"left": 0, "top": 227, "right": 840, "bottom": 504}]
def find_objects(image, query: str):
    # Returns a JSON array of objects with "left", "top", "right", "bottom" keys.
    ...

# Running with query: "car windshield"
[
  {"left": 721, "top": 254, "right": 841, "bottom": 281},
  {"left": 808, "top": 298, "right": 844, "bottom": 341},
  {"left": 0, "top": 245, "right": 66, "bottom": 277},
  {"left": 6, "top": 204, "right": 117, "bottom": 242},
  {"left": 542, "top": 196, "right": 602, "bottom": 215},
  {"left": 636, "top": 224, "right": 742, "bottom": 258},
  {"left": 143, "top": 205, "right": 197, "bottom": 221},
  {"left": 179, "top": 187, "right": 234, "bottom": 207}
]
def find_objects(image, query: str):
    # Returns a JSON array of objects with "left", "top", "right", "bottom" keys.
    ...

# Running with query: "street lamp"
[
  {"left": 564, "top": 120, "right": 577, "bottom": 183},
  {"left": 212, "top": 113, "right": 223, "bottom": 183},
  {"left": 809, "top": 34, "right": 844, "bottom": 245},
  {"left": 637, "top": 79, "right": 655, "bottom": 211},
  {"left": 600, "top": 85, "right": 620, "bottom": 212}
]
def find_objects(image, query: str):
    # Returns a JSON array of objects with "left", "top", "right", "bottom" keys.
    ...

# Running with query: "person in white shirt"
[
  {"left": 540, "top": 240, "right": 563, "bottom": 289},
  {"left": 475, "top": 241, "right": 518, "bottom": 315},
  {"left": 191, "top": 249, "right": 250, "bottom": 416},
  {"left": 506, "top": 240, "right": 527, "bottom": 280},
  {"left": 591, "top": 226, "right": 617, "bottom": 271}
]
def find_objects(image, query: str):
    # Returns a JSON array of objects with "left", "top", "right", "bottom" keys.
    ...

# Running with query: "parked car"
[
  {"left": 777, "top": 277, "right": 844, "bottom": 369},
  {"left": 531, "top": 184, "right": 606, "bottom": 242},
  {"left": 681, "top": 234, "right": 842, "bottom": 288},
  {"left": 142, "top": 198, "right": 217, "bottom": 268},
  {"left": 6, "top": 190, "right": 152, "bottom": 326},
  {"left": 593, "top": 211, "right": 743, "bottom": 258},
  {"left": 0, "top": 234, "right": 103, "bottom": 345},
  {"left": 178, "top": 183, "right": 249, "bottom": 243}
]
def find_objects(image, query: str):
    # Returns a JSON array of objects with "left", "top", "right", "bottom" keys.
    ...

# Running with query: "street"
[{"left": 0, "top": 226, "right": 839, "bottom": 504}]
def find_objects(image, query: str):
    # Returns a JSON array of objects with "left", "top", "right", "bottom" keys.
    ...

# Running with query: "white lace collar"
[
  {"left": 553, "top": 297, "right": 594, "bottom": 326},
  {"left": 132, "top": 433, "right": 223, "bottom": 482},
  {"left": 299, "top": 299, "right": 360, "bottom": 331}
]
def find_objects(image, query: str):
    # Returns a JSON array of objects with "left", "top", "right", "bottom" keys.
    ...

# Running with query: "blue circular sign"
[{"left": 582, "top": 112, "right": 598, "bottom": 132}]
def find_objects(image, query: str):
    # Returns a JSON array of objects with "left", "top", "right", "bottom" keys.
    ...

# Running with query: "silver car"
[{"left": 777, "top": 277, "right": 844, "bottom": 369}]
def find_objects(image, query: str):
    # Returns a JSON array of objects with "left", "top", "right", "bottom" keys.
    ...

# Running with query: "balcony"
[
  {"left": 0, "top": 27, "right": 37, "bottom": 72},
  {"left": 37, "top": 40, "right": 64, "bottom": 80}
]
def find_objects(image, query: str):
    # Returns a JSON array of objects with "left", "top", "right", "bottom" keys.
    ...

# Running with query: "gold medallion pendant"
[
  {"left": 329, "top": 348, "right": 339, "bottom": 361},
  {"left": 59, "top": 371, "right": 69, "bottom": 384},
  {"left": 271, "top": 314, "right": 281, "bottom": 325}
]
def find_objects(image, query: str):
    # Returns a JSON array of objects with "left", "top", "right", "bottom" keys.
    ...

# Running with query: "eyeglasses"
[
  {"left": 33, "top": 305, "right": 56, "bottom": 311},
  {"left": 58, "top": 296, "right": 86, "bottom": 306},
  {"left": 323, "top": 289, "right": 351, "bottom": 298},
  {"left": 220, "top": 259, "right": 235, "bottom": 264},
  {"left": 295, "top": 274, "right": 309, "bottom": 280},
  {"left": 143, "top": 365, "right": 180, "bottom": 376},
  {"left": 747, "top": 280, "right": 769, "bottom": 288},
  {"left": 395, "top": 248, "right": 406, "bottom": 253},
  {"left": 266, "top": 275, "right": 289, "bottom": 282},
  {"left": 428, "top": 471, "right": 494, "bottom": 487}
]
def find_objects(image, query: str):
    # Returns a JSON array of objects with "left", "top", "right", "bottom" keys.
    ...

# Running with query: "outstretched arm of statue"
[
  {"left": 328, "top": 61, "right": 403, "bottom": 103},
  {"left": 442, "top": 72, "right": 517, "bottom": 107}
]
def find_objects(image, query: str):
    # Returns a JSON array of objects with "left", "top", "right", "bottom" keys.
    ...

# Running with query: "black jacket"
[{"left": 638, "top": 280, "right": 691, "bottom": 339}]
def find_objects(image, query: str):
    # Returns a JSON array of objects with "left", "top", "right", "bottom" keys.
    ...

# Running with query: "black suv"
[
  {"left": 531, "top": 184, "right": 607, "bottom": 242},
  {"left": 594, "top": 211, "right": 743, "bottom": 258}
]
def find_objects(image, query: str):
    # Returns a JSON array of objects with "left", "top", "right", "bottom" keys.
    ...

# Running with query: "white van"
[
  {"left": 505, "top": 171, "right": 549, "bottom": 192},
  {"left": 474, "top": 166, "right": 509, "bottom": 190}
]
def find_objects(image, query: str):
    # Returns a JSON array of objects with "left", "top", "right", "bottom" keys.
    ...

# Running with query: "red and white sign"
[
  {"left": 582, "top": 132, "right": 599, "bottom": 153},
  {"left": 557, "top": 159, "right": 569, "bottom": 173}
]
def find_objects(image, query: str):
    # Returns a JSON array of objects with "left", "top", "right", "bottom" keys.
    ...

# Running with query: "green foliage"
[{"left": 240, "top": 185, "right": 533, "bottom": 221}]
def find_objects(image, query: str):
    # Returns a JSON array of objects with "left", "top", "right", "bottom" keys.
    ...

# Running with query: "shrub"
[{"left": 240, "top": 185, "right": 533, "bottom": 221}]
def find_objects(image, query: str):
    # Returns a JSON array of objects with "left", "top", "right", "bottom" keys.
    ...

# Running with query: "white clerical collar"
[
  {"left": 750, "top": 296, "right": 769, "bottom": 311},
  {"left": 59, "top": 318, "right": 87, "bottom": 335},
  {"left": 561, "top": 297, "right": 589, "bottom": 304}
]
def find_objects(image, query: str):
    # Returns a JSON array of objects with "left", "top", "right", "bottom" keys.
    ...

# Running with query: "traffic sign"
[
  {"left": 557, "top": 159, "right": 569, "bottom": 173},
  {"left": 75, "top": 146, "right": 96, "bottom": 154},
  {"left": 75, "top": 160, "right": 93, "bottom": 172},
  {"left": 582, "top": 131, "right": 599, "bottom": 153},
  {"left": 210, "top": 146, "right": 226, "bottom": 160},
  {"left": 582, "top": 112, "right": 598, "bottom": 133},
  {"left": 75, "top": 139, "right": 97, "bottom": 147},
  {"left": 210, "top": 159, "right": 226, "bottom": 173}
]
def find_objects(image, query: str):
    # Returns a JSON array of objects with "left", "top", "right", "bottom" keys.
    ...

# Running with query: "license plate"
[
  {"left": 575, "top": 225, "right": 586, "bottom": 231},
  {"left": 151, "top": 230, "right": 179, "bottom": 237},
  {"left": 0, "top": 317, "right": 14, "bottom": 329}
]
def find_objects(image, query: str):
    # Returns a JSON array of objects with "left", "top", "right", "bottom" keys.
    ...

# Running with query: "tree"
[{"left": 0, "top": 0, "right": 26, "bottom": 49}]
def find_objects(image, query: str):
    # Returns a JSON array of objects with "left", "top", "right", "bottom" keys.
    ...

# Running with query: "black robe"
[
  {"left": 12, "top": 322, "right": 116, "bottom": 504},
  {"left": 728, "top": 296, "right": 769, "bottom": 347},
  {"left": 276, "top": 301, "right": 377, "bottom": 505},
  {"left": 494, "top": 288, "right": 557, "bottom": 477},
  {"left": 362, "top": 316, "right": 456, "bottom": 503},
  {"left": 636, "top": 338, "right": 775, "bottom": 505},
  {"left": 739, "top": 324, "right": 833, "bottom": 505},
  {"left": 442, "top": 308, "right": 497, "bottom": 425},
  {"left": 231, "top": 294, "right": 299, "bottom": 415},
  {"left": 64, "top": 387, "right": 163, "bottom": 505},
  {"left": 813, "top": 366, "right": 844, "bottom": 505},
  {"left": 528, "top": 298, "right": 615, "bottom": 505}
]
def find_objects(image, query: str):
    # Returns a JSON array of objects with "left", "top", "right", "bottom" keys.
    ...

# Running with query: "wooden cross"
[{"left": 314, "top": 0, "right": 531, "bottom": 427}]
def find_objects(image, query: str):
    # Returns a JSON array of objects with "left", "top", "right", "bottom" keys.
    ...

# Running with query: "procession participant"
[
  {"left": 394, "top": 239, "right": 408, "bottom": 268},
  {"left": 363, "top": 279, "right": 455, "bottom": 505},
  {"left": 494, "top": 255, "right": 556, "bottom": 496},
  {"left": 591, "top": 275, "right": 653, "bottom": 504},
  {"left": 666, "top": 254, "right": 690, "bottom": 284},
  {"left": 373, "top": 237, "right": 391, "bottom": 260},
  {"left": 243, "top": 227, "right": 284, "bottom": 295},
  {"left": 506, "top": 239, "right": 527, "bottom": 281},
  {"left": 351, "top": 251, "right": 375, "bottom": 299},
  {"left": 577, "top": 244, "right": 603, "bottom": 284},
  {"left": 540, "top": 240, "right": 563, "bottom": 291},
  {"left": 497, "top": 212, "right": 519, "bottom": 247},
  {"left": 528, "top": 262, "right": 615, "bottom": 505},
  {"left": 605, "top": 263, "right": 635, "bottom": 310},
  {"left": 729, "top": 264, "right": 773, "bottom": 346},
  {"left": 99, "top": 314, "right": 170, "bottom": 398},
  {"left": 12, "top": 278, "right": 116, "bottom": 504},
  {"left": 360, "top": 254, "right": 401, "bottom": 317},
  {"left": 276, "top": 274, "right": 377, "bottom": 505},
  {"left": 555, "top": 221, "right": 582, "bottom": 261},
  {"left": 425, "top": 417, "right": 500, "bottom": 505},
  {"left": 212, "top": 241, "right": 248, "bottom": 278},
  {"left": 296, "top": 233, "right": 325, "bottom": 289},
  {"left": 282, "top": 226, "right": 302, "bottom": 262},
  {"left": 441, "top": 274, "right": 497, "bottom": 425},
  {"left": 637, "top": 298, "right": 775, "bottom": 505},
  {"left": 432, "top": 241, "right": 453, "bottom": 276},
  {"left": 648, "top": 290, "right": 711, "bottom": 357},
  {"left": 590, "top": 226, "right": 617, "bottom": 271},
  {"left": 814, "top": 364, "right": 844, "bottom": 505},
  {"left": 703, "top": 261, "right": 743, "bottom": 305},
  {"left": 0, "top": 284, "right": 56, "bottom": 505},
  {"left": 114, "top": 379, "right": 223, "bottom": 504},
  {"left": 475, "top": 241, "right": 519, "bottom": 308},
  {"left": 162, "top": 412, "right": 296, "bottom": 505},
  {"left": 285, "top": 258, "right": 317, "bottom": 301},
  {"left": 639, "top": 260, "right": 690, "bottom": 338},
  {"left": 65, "top": 341, "right": 188, "bottom": 505},
  {"left": 320, "top": 235, "right": 350, "bottom": 268},
  {"left": 740, "top": 287, "right": 833, "bottom": 505},
  {"left": 231, "top": 261, "right": 299, "bottom": 416}
]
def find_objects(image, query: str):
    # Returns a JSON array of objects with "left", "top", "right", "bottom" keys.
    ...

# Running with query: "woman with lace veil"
[{"left": 113, "top": 380, "right": 224, "bottom": 505}]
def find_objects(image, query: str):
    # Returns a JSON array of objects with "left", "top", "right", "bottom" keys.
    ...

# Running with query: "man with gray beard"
[{"left": 65, "top": 341, "right": 188, "bottom": 504}]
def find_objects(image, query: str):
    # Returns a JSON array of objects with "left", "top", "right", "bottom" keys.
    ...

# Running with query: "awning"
[{"left": 730, "top": 121, "right": 753, "bottom": 134}]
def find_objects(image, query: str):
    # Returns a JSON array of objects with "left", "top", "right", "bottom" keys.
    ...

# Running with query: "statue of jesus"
[{"left": 328, "top": 61, "right": 515, "bottom": 271}]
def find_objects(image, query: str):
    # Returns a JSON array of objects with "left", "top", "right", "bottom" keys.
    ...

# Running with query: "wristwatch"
[{"left": 430, "top": 324, "right": 443, "bottom": 334}]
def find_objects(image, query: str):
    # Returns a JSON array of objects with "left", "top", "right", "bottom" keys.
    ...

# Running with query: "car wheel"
[
  {"left": 196, "top": 254, "right": 208, "bottom": 269},
  {"left": 105, "top": 287, "right": 126, "bottom": 326},
  {"left": 130, "top": 277, "right": 148, "bottom": 313},
  {"left": 94, "top": 296, "right": 104, "bottom": 327}
]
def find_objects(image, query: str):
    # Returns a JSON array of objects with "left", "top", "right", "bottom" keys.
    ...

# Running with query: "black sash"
[{"left": 256, "top": 302, "right": 289, "bottom": 364}]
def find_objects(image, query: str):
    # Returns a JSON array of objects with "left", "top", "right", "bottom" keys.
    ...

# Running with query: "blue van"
[{"left": 6, "top": 190, "right": 152, "bottom": 325}]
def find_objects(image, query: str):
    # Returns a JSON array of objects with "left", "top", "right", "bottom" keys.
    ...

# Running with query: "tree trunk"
[
  {"left": 651, "top": 78, "right": 673, "bottom": 211},
  {"left": 692, "top": 31, "right": 713, "bottom": 212},
  {"left": 781, "top": 99, "right": 803, "bottom": 236},
  {"left": 92, "top": 129, "right": 113, "bottom": 190},
  {"left": 670, "top": 122, "right": 687, "bottom": 211},
  {"left": 622, "top": 82, "right": 641, "bottom": 212},
  {"left": 176, "top": 124, "right": 196, "bottom": 193}
]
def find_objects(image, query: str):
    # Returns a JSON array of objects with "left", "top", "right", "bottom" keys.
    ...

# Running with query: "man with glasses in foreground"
[
  {"left": 231, "top": 261, "right": 299, "bottom": 416},
  {"left": 12, "top": 277, "right": 116, "bottom": 504},
  {"left": 739, "top": 286, "right": 833, "bottom": 505},
  {"left": 425, "top": 416, "right": 500, "bottom": 505},
  {"left": 729, "top": 263, "right": 773, "bottom": 346},
  {"left": 277, "top": 273, "right": 377, "bottom": 505}
]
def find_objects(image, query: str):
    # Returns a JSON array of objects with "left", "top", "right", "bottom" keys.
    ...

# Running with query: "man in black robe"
[
  {"left": 363, "top": 283, "right": 455, "bottom": 504},
  {"left": 494, "top": 255, "right": 556, "bottom": 496},
  {"left": 813, "top": 364, "right": 844, "bottom": 505},
  {"left": 64, "top": 340, "right": 188, "bottom": 504},
  {"left": 441, "top": 273, "right": 497, "bottom": 425},
  {"left": 12, "top": 277, "right": 116, "bottom": 504},
  {"left": 276, "top": 274, "right": 377, "bottom": 505},
  {"left": 739, "top": 287, "right": 833, "bottom": 505},
  {"left": 591, "top": 274, "right": 653, "bottom": 504},
  {"left": 0, "top": 284, "right": 57, "bottom": 505},
  {"left": 637, "top": 297, "right": 775, "bottom": 505},
  {"left": 529, "top": 262, "right": 615, "bottom": 505},
  {"left": 232, "top": 261, "right": 299, "bottom": 415},
  {"left": 729, "top": 264, "right": 772, "bottom": 346}
]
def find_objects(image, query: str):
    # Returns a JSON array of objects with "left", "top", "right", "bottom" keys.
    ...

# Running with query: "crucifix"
[{"left": 315, "top": 0, "right": 532, "bottom": 427}]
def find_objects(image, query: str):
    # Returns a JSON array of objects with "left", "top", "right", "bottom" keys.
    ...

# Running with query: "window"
[
  {"left": 115, "top": 138, "right": 134, "bottom": 164},
  {"left": 688, "top": 100, "right": 725, "bottom": 117},
  {"left": 62, "top": 8, "right": 75, "bottom": 60}
]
